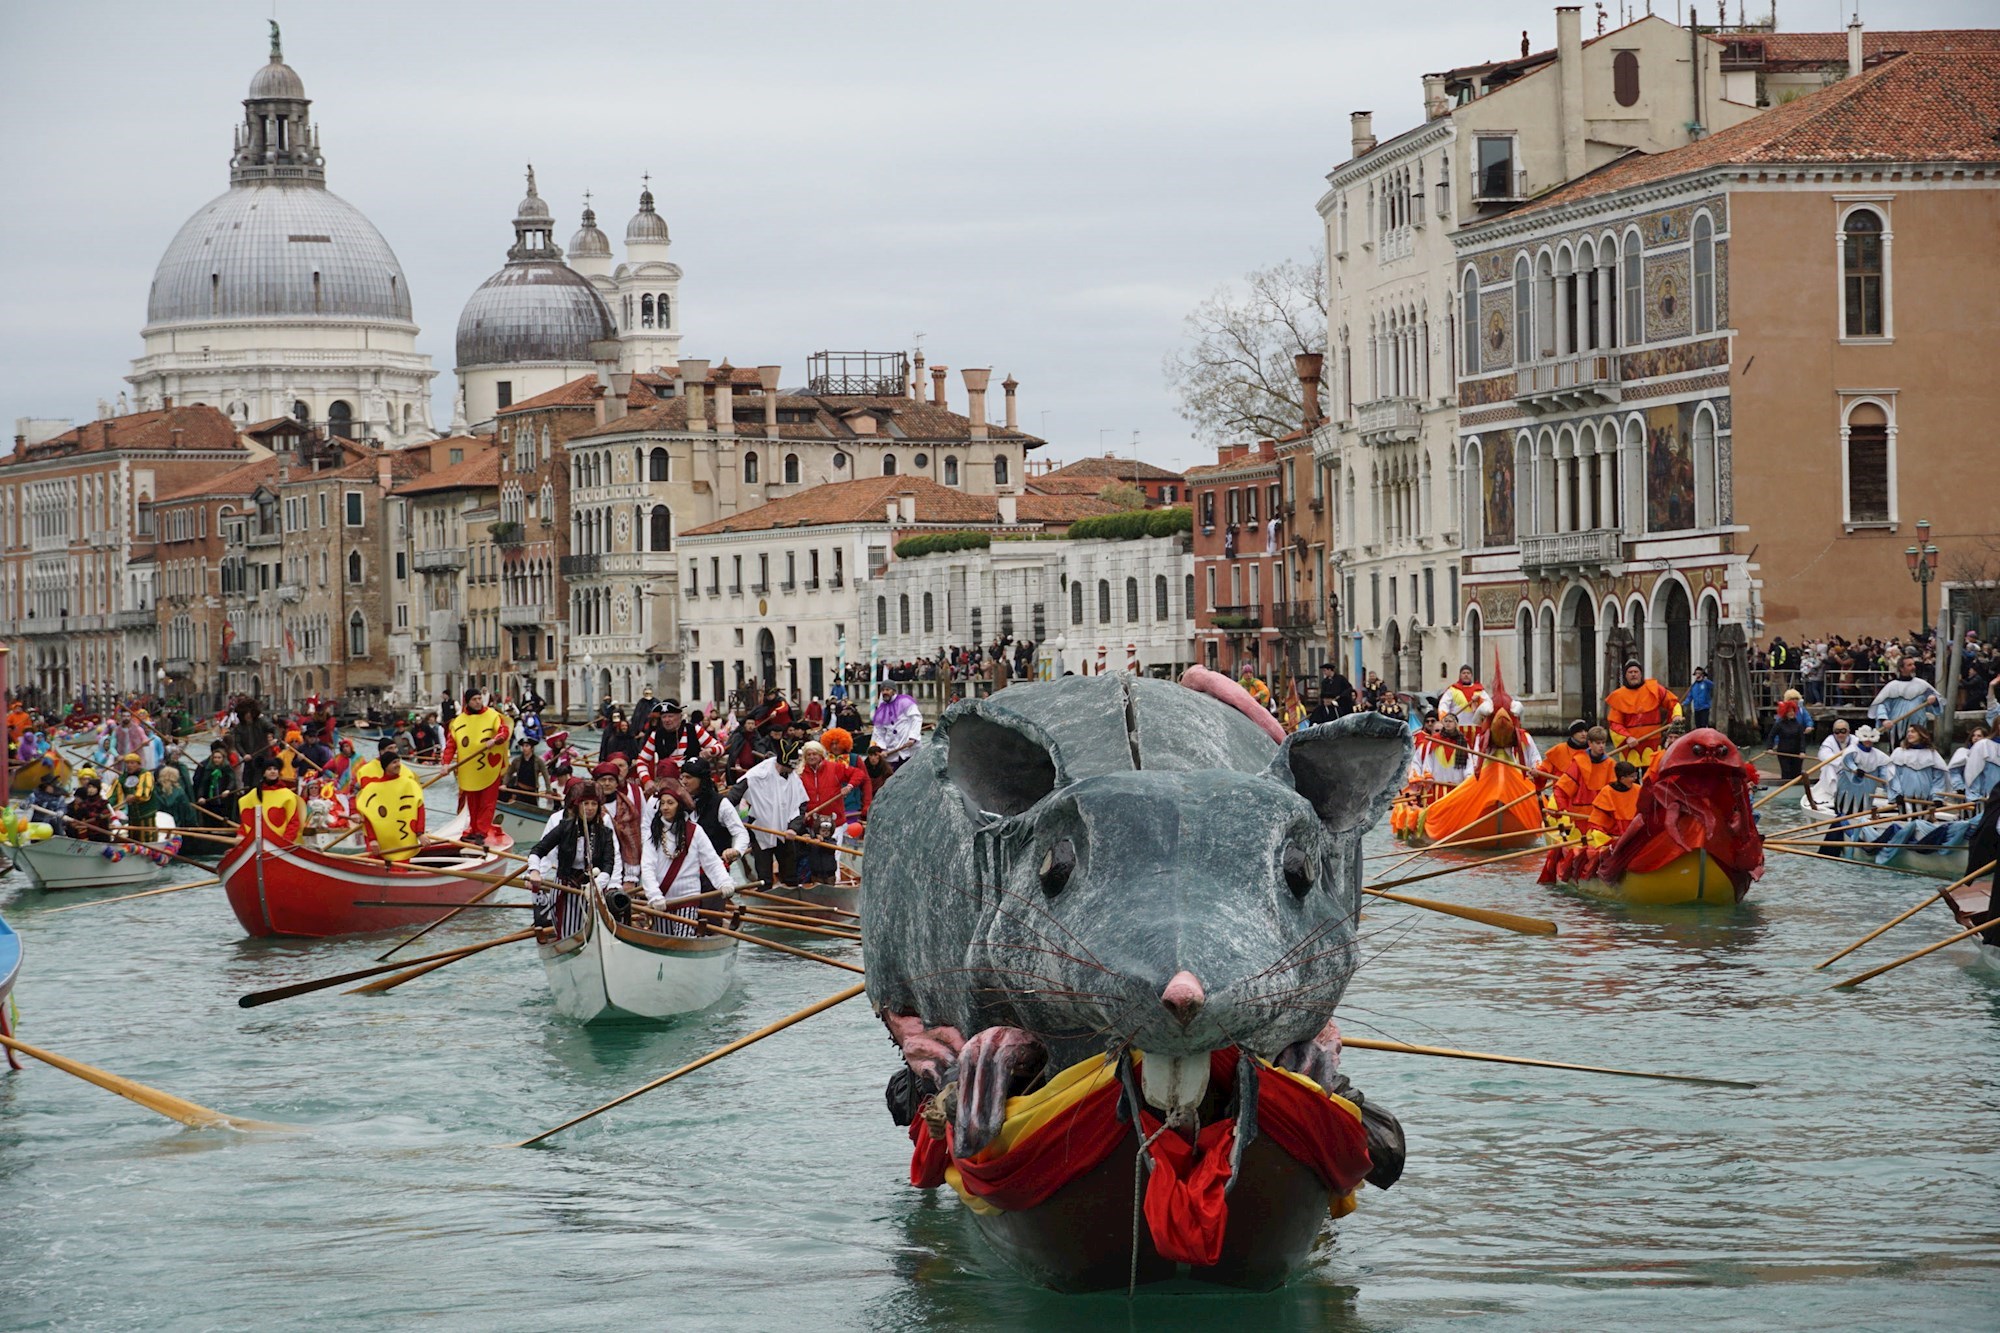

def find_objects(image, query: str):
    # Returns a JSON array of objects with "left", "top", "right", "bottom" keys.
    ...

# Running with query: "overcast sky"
[{"left": 1, "top": 0, "right": 1987, "bottom": 472}]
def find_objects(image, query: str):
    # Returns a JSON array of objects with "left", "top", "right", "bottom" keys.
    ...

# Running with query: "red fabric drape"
[{"left": 1598, "top": 729, "right": 1764, "bottom": 890}]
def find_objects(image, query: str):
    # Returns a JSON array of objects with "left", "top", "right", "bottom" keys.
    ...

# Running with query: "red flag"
[{"left": 284, "top": 628, "right": 298, "bottom": 663}]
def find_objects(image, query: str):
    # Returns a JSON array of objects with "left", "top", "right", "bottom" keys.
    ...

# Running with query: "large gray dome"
[
  {"left": 145, "top": 182, "right": 414, "bottom": 328},
  {"left": 455, "top": 263, "right": 615, "bottom": 369}
]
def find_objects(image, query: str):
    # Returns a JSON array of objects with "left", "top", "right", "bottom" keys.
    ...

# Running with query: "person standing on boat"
[
  {"left": 794, "top": 740, "right": 859, "bottom": 883},
  {"left": 1553, "top": 727, "right": 1617, "bottom": 816},
  {"left": 1440, "top": 665, "right": 1485, "bottom": 732},
  {"left": 634, "top": 699, "right": 698, "bottom": 781},
  {"left": 1588, "top": 761, "right": 1644, "bottom": 842},
  {"left": 192, "top": 746, "right": 239, "bottom": 829},
  {"left": 227, "top": 696, "right": 275, "bottom": 769},
  {"left": 442, "top": 686, "right": 511, "bottom": 847},
  {"left": 1834, "top": 726, "right": 1895, "bottom": 816},
  {"left": 1606, "top": 661, "right": 1680, "bottom": 769},
  {"left": 1947, "top": 725, "right": 1987, "bottom": 794},
  {"left": 153, "top": 767, "right": 200, "bottom": 835},
  {"left": 236, "top": 758, "right": 305, "bottom": 846},
  {"left": 1423, "top": 715, "right": 1473, "bottom": 788},
  {"left": 637, "top": 786, "right": 735, "bottom": 937},
  {"left": 1961, "top": 727, "right": 2000, "bottom": 801},
  {"left": 679, "top": 758, "right": 749, "bottom": 881},
  {"left": 526, "top": 785, "right": 618, "bottom": 937},
  {"left": 111, "top": 753, "right": 157, "bottom": 837},
  {"left": 353, "top": 751, "right": 428, "bottom": 863},
  {"left": 505, "top": 739, "right": 547, "bottom": 803},
  {"left": 1766, "top": 698, "right": 1809, "bottom": 782},
  {"left": 409, "top": 712, "right": 443, "bottom": 761},
  {"left": 870, "top": 685, "right": 922, "bottom": 769},
  {"left": 736, "top": 739, "right": 807, "bottom": 892},
  {"left": 1869, "top": 656, "right": 1941, "bottom": 746},
  {"left": 1886, "top": 726, "right": 1951, "bottom": 810}
]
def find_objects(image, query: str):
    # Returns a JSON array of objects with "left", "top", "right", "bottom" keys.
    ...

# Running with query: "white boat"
[
  {"left": 1942, "top": 880, "right": 2000, "bottom": 974},
  {"left": 14, "top": 823, "right": 172, "bottom": 892},
  {"left": 538, "top": 889, "right": 736, "bottom": 1023}
]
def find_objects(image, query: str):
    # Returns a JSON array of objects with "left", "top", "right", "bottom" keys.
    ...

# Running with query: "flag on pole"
[{"left": 1283, "top": 677, "right": 1307, "bottom": 733}]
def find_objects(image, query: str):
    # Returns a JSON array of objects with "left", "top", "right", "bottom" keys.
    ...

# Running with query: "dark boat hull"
[{"left": 970, "top": 1134, "right": 1337, "bottom": 1292}]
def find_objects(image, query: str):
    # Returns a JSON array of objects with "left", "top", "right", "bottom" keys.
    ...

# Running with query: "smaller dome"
[
  {"left": 570, "top": 203, "right": 611, "bottom": 259},
  {"left": 249, "top": 57, "right": 306, "bottom": 100},
  {"left": 626, "top": 186, "right": 670, "bottom": 245}
]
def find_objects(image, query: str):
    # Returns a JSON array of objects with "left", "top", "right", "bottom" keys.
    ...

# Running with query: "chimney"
[
  {"left": 911, "top": 349, "right": 926, "bottom": 400},
  {"left": 885, "top": 500, "right": 899, "bottom": 527},
  {"left": 714, "top": 368, "right": 735, "bottom": 438},
  {"left": 758, "top": 365, "right": 782, "bottom": 431},
  {"left": 997, "top": 494, "right": 1017, "bottom": 525},
  {"left": 1556, "top": 6, "right": 1586, "bottom": 181},
  {"left": 1422, "top": 74, "right": 1449, "bottom": 121},
  {"left": 1294, "top": 352, "right": 1324, "bottom": 425},
  {"left": 377, "top": 455, "right": 392, "bottom": 491},
  {"left": 930, "top": 365, "right": 948, "bottom": 409},
  {"left": 162, "top": 395, "right": 173, "bottom": 409},
  {"left": 1349, "top": 111, "right": 1375, "bottom": 159},
  {"left": 607, "top": 372, "right": 632, "bottom": 423},
  {"left": 962, "top": 368, "right": 991, "bottom": 440},
  {"left": 681, "top": 359, "right": 710, "bottom": 432},
  {"left": 1001, "top": 374, "right": 1019, "bottom": 430},
  {"left": 1847, "top": 15, "right": 1865, "bottom": 78},
  {"left": 898, "top": 491, "right": 916, "bottom": 523}
]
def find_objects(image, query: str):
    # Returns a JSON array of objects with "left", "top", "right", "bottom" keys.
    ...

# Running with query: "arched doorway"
[
  {"left": 1699, "top": 593, "right": 1721, "bottom": 672},
  {"left": 597, "top": 668, "right": 613, "bottom": 708},
  {"left": 1384, "top": 621, "right": 1403, "bottom": 693},
  {"left": 1660, "top": 581, "right": 1693, "bottom": 689},
  {"left": 757, "top": 629, "right": 777, "bottom": 686},
  {"left": 1561, "top": 588, "right": 1598, "bottom": 721}
]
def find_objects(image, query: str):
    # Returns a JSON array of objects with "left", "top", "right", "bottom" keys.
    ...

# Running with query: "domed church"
[
  {"left": 455, "top": 175, "right": 683, "bottom": 427},
  {"left": 128, "top": 23, "right": 437, "bottom": 445}
]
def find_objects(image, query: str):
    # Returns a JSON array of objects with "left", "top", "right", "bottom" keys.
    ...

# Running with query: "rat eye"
[
  {"left": 1283, "top": 845, "right": 1313, "bottom": 900},
  {"left": 1039, "top": 839, "right": 1075, "bottom": 898}
]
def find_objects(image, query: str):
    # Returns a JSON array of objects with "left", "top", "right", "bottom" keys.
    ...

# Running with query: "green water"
[{"left": 3, "top": 806, "right": 1998, "bottom": 1331}]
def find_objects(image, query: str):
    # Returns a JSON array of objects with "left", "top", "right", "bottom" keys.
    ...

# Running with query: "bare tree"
[
  {"left": 1164, "top": 254, "right": 1327, "bottom": 444},
  {"left": 1097, "top": 481, "right": 1148, "bottom": 510},
  {"left": 1946, "top": 534, "right": 2000, "bottom": 632}
]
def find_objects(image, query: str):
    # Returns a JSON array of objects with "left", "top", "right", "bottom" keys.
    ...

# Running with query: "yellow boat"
[
  {"left": 9, "top": 752, "right": 71, "bottom": 795},
  {"left": 1560, "top": 849, "right": 1744, "bottom": 907}
]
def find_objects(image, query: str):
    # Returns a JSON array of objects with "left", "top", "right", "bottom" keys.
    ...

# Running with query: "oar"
[
  {"left": 1762, "top": 842, "right": 1941, "bottom": 879},
  {"left": 738, "top": 887, "right": 861, "bottom": 920},
  {"left": 716, "top": 908, "right": 864, "bottom": 942},
  {"left": 746, "top": 824, "right": 859, "bottom": 857},
  {"left": 0, "top": 1033, "right": 294, "bottom": 1131},
  {"left": 1342, "top": 1034, "right": 1757, "bottom": 1089},
  {"left": 41, "top": 874, "right": 224, "bottom": 914},
  {"left": 1751, "top": 697, "right": 1934, "bottom": 813},
  {"left": 516, "top": 981, "right": 869, "bottom": 1147},
  {"left": 631, "top": 903, "right": 863, "bottom": 973},
  {"left": 1363, "top": 886, "right": 1559, "bottom": 936},
  {"left": 372, "top": 859, "right": 533, "bottom": 963},
  {"left": 1827, "top": 914, "right": 2000, "bottom": 989},
  {"left": 728, "top": 901, "right": 863, "bottom": 933},
  {"left": 1369, "top": 822, "right": 1562, "bottom": 861},
  {"left": 347, "top": 928, "right": 537, "bottom": 994},
  {"left": 357, "top": 900, "right": 536, "bottom": 910},
  {"left": 1813, "top": 860, "right": 1997, "bottom": 971},
  {"left": 237, "top": 930, "right": 537, "bottom": 1007},
  {"left": 1369, "top": 839, "right": 1582, "bottom": 895}
]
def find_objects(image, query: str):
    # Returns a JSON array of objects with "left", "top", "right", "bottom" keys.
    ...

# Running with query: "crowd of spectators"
[{"left": 1755, "top": 629, "right": 2000, "bottom": 715}]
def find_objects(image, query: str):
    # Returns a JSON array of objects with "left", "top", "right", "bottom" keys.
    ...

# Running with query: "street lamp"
[{"left": 1904, "top": 518, "right": 1939, "bottom": 642}]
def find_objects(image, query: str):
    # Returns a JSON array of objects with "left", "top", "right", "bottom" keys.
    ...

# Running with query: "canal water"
[{"left": 2, "top": 794, "right": 1997, "bottom": 1329}]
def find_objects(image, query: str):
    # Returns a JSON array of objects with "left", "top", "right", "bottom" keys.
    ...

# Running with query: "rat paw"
[{"left": 951, "top": 1026, "right": 1048, "bottom": 1157}]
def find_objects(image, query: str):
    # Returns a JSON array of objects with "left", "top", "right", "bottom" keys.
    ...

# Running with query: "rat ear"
[
  {"left": 939, "top": 710, "right": 1059, "bottom": 817},
  {"left": 1268, "top": 712, "right": 1412, "bottom": 836}
]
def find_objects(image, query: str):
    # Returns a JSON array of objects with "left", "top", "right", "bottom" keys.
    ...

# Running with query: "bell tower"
[{"left": 231, "top": 22, "right": 324, "bottom": 187}]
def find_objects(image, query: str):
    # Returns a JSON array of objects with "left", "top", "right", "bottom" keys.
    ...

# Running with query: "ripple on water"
[{"left": 2, "top": 806, "right": 1999, "bottom": 1329}]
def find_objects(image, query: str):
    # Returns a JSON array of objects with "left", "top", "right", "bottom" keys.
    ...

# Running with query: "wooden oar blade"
[
  {"left": 1364, "top": 888, "right": 1558, "bottom": 936},
  {"left": 238, "top": 930, "right": 532, "bottom": 1007},
  {"left": 0, "top": 1033, "right": 297, "bottom": 1131},
  {"left": 1342, "top": 1034, "right": 1757, "bottom": 1089}
]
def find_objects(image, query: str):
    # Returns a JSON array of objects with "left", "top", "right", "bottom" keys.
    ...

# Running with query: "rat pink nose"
[{"left": 1160, "top": 970, "right": 1205, "bottom": 1025}]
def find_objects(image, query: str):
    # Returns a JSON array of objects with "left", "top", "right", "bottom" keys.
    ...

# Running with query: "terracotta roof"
[
  {"left": 394, "top": 444, "right": 500, "bottom": 495},
  {"left": 1748, "top": 28, "right": 2000, "bottom": 69},
  {"left": 685, "top": 477, "right": 1026, "bottom": 536},
  {"left": 496, "top": 374, "right": 664, "bottom": 416},
  {"left": 1015, "top": 494, "right": 1126, "bottom": 524},
  {"left": 1497, "top": 50, "right": 2000, "bottom": 222},
  {"left": 571, "top": 391, "right": 1044, "bottom": 447},
  {"left": 157, "top": 456, "right": 282, "bottom": 504},
  {"left": 1042, "top": 453, "right": 1185, "bottom": 482},
  {"left": 1, "top": 405, "right": 242, "bottom": 468},
  {"left": 1026, "top": 475, "right": 1112, "bottom": 496}
]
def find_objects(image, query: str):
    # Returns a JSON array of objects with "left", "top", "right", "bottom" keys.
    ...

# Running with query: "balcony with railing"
[
  {"left": 412, "top": 547, "right": 467, "bottom": 573},
  {"left": 278, "top": 582, "right": 304, "bottom": 603},
  {"left": 500, "top": 603, "right": 552, "bottom": 628},
  {"left": 1515, "top": 352, "right": 1621, "bottom": 413},
  {"left": 224, "top": 642, "right": 259, "bottom": 665},
  {"left": 1268, "top": 600, "right": 1319, "bottom": 632},
  {"left": 1208, "top": 604, "right": 1264, "bottom": 632},
  {"left": 559, "top": 554, "right": 601, "bottom": 578},
  {"left": 1519, "top": 527, "right": 1623, "bottom": 573},
  {"left": 1354, "top": 397, "right": 1421, "bottom": 446},
  {"left": 113, "top": 608, "right": 155, "bottom": 630},
  {"left": 163, "top": 657, "right": 194, "bottom": 677},
  {"left": 245, "top": 527, "right": 281, "bottom": 549}
]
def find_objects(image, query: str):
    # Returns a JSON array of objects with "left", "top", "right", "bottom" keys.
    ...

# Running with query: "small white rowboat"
[{"left": 538, "top": 890, "right": 736, "bottom": 1023}]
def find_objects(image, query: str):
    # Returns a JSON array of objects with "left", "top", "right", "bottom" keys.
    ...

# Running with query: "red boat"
[{"left": 218, "top": 827, "right": 513, "bottom": 939}]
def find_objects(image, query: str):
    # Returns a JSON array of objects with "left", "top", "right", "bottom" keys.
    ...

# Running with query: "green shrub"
[
  {"left": 1064, "top": 506, "right": 1192, "bottom": 541},
  {"left": 895, "top": 531, "right": 992, "bottom": 559}
]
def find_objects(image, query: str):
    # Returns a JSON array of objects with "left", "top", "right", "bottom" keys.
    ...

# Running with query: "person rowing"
[{"left": 1606, "top": 660, "right": 1679, "bottom": 770}]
